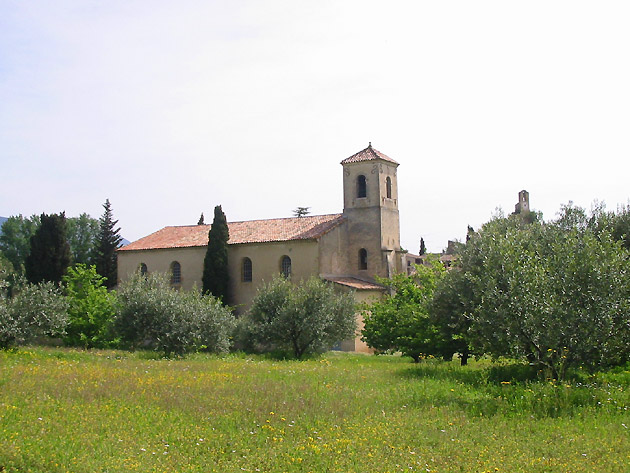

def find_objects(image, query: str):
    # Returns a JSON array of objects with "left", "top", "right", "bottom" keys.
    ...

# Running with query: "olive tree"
[
  {"left": 0, "top": 281, "right": 68, "bottom": 349},
  {"left": 430, "top": 267, "right": 474, "bottom": 365},
  {"left": 458, "top": 209, "right": 630, "bottom": 379},
  {"left": 238, "top": 276, "right": 356, "bottom": 358},
  {"left": 115, "top": 272, "right": 235, "bottom": 356}
]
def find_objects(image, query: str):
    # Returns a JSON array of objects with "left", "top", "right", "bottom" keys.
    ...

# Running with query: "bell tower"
[{"left": 341, "top": 143, "right": 401, "bottom": 280}]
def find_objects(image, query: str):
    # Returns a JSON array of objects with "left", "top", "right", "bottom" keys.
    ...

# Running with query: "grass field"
[{"left": 1, "top": 348, "right": 629, "bottom": 473}]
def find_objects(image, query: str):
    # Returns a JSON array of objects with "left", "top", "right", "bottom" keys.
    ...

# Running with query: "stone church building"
[{"left": 117, "top": 144, "right": 404, "bottom": 352}]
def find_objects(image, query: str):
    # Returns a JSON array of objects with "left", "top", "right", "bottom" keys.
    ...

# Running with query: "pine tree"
[
  {"left": 293, "top": 207, "right": 310, "bottom": 218},
  {"left": 202, "top": 205, "right": 230, "bottom": 302},
  {"left": 198, "top": 213, "right": 205, "bottom": 225},
  {"left": 94, "top": 199, "right": 122, "bottom": 289},
  {"left": 25, "top": 212, "right": 71, "bottom": 284}
]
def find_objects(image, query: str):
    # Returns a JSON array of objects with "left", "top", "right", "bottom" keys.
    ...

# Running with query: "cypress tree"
[
  {"left": 419, "top": 237, "right": 426, "bottom": 256},
  {"left": 25, "top": 212, "right": 71, "bottom": 284},
  {"left": 202, "top": 205, "right": 230, "bottom": 302},
  {"left": 94, "top": 199, "right": 122, "bottom": 289}
]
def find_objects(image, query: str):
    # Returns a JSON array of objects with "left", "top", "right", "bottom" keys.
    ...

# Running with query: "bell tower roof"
[{"left": 340, "top": 142, "right": 399, "bottom": 165}]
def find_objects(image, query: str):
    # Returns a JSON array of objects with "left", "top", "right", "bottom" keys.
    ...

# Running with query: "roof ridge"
[{"left": 227, "top": 213, "right": 343, "bottom": 225}]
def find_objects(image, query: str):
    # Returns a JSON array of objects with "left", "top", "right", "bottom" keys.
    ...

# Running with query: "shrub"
[
  {"left": 0, "top": 281, "right": 68, "bottom": 348},
  {"left": 62, "top": 264, "right": 117, "bottom": 348},
  {"left": 114, "top": 272, "right": 235, "bottom": 356},
  {"left": 238, "top": 276, "right": 357, "bottom": 358}
]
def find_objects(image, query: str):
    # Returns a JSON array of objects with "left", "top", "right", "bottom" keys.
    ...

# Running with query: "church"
[{"left": 117, "top": 144, "right": 404, "bottom": 352}]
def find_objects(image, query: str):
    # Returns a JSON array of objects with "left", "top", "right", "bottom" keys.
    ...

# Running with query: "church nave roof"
[{"left": 119, "top": 213, "right": 345, "bottom": 251}]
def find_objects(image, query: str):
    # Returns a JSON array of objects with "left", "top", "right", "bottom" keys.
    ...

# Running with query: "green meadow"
[{"left": 1, "top": 348, "right": 629, "bottom": 473}]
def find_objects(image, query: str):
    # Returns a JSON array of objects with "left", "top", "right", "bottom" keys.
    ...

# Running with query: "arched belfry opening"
[
  {"left": 357, "top": 175, "right": 367, "bottom": 198},
  {"left": 359, "top": 248, "right": 368, "bottom": 270}
]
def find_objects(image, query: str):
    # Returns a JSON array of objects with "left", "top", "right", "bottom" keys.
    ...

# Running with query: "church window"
[
  {"left": 170, "top": 261, "right": 181, "bottom": 285},
  {"left": 242, "top": 257, "right": 253, "bottom": 282},
  {"left": 359, "top": 248, "right": 368, "bottom": 270},
  {"left": 357, "top": 175, "right": 367, "bottom": 198},
  {"left": 281, "top": 255, "right": 292, "bottom": 278},
  {"left": 139, "top": 263, "right": 148, "bottom": 275},
  {"left": 386, "top": 176, "right": 392, "bottom": 199}
]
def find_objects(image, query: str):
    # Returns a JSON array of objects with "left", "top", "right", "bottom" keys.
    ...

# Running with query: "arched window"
[
  {"left": 357, "top": 175, "right": 367, "bottom": 198},
  {"left": 281, "top": 255, "right": 292, "bottom": 279},
  {"left": 359, "top": 248, "right": 368, "bottom": 270},
  {"left": 139, "top": 263, "right": 148, "bottom": 276},
  {"left": 170, "top": 261, "right": 181, "bottom": 285},
  {"left": 242, "top": 257, "right": 253, "bottom": 282},
  {"left": 386, "top": 176, "right": 392, "bottom": 199}
]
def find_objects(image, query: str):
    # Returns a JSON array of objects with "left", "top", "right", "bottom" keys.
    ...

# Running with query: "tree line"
[
  {"left": 362, "top": 202, "right": 630, "bottom": 380},
  {"left": 0, "top": 199, "right": 122, "bottom": 289}
]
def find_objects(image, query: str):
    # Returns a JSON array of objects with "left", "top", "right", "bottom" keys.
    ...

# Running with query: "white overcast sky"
[{"left": 1, "top": 1, "right": 629, "bottom": 253}]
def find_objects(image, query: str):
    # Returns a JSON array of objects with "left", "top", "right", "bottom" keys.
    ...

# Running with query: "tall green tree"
[
  {"left": 419, "top": 237, "right": 426, "bottom": 255},
  {"left": 67, "top": 213, "right": 100, "bottom": 265},
  {"left": 361, "top": 259, "right": 448, "bottom": 362},
  {"left": 94, "top": 199, "right": 122, "bottom": 289},
  {"left": 202, "top": 205, "right": 230, "bottom": 302},
  {"left": 0, "top": 214, "right": 40, "bottom": 273},
  {"left": 25, "top": 213, "right": 71, "bottom": 284},
  {"left": 62, "top": 264, "right": 116, "bottom": 348}
]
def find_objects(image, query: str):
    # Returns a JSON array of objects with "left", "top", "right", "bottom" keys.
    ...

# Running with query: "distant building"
[
  {"left": 514, "top": 190, "right": 530, "bottom": 215},
  {"left": 403, "top": 244, "right": 457, "bottom": 274}
]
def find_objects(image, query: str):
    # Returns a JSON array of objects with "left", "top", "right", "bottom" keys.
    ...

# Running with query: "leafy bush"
[
  {"left": 361, "top": 259, "right": 449, "bottom": 362},
  {"left": 62, "top": 264, "right": 117, "bottom": 348},
  {"left": 238, "top": 276, "right": 356, "bottom": 358},
  {"left": 0, "top": 281, "right": 68, "bottom": 348},
  {"left": 115, "top": 272, "right": 235, "bottom": 356}
]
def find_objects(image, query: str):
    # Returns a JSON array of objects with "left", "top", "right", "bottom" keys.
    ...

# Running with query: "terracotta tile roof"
[
  {"left": 340, "top": 143, "right": 398, "bottom": 165},
  {"left": 119, "top": 214, "right": 345, "bottom": 251},
  {"left": 325, "top": 277, "right": 385, "bottom": 291}
]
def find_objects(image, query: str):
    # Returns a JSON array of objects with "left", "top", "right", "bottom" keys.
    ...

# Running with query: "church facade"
[{"left": 117, "top": 144, "right": 403, "bottom": 352}]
